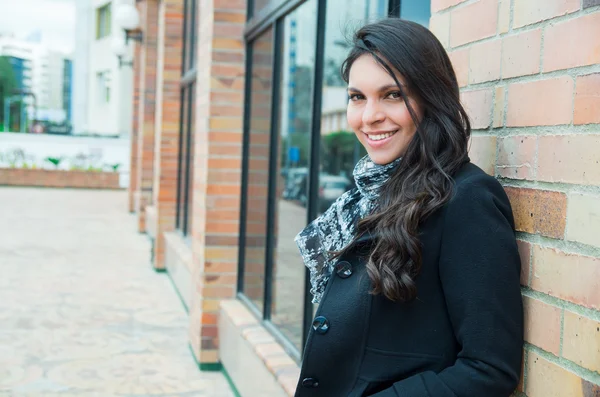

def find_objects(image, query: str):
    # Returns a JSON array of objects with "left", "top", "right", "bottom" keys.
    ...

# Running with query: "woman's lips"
[{"left": 364, "top": 130, "right": 398, "bottom": 148}]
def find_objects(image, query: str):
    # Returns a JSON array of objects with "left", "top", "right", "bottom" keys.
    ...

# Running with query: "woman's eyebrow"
[{"left": 347, "top": 84, "right": 403, "bottom": 92}]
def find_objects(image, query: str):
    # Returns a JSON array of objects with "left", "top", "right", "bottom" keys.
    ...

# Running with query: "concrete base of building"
[
  {"left": 145, "top": 205, "right": 157, "bottom": 238},
  {"left": 164, "top": 231, "right": 193, "bottom": 310},
  {"left": 219, "top": 300, "right": 300, "bottom": 397}
]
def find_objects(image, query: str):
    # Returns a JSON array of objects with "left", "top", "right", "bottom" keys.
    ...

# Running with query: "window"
[
  {"left": 96, "top": 4, "right": 112, "bottom": 39},
  {"left": 251, "top": 0, "right": 271, "bottom": 19},
  {"left": 270, "top": 0, "right": 318, "bottom": 351},
  {"left": 241, "top": 27, "right": 275, "bottom": 313},
  {"left": 400, "top": 0, "right": 431, "bottom": 27},
  {"left": 96, "top": 71, "right": 110, "bottom": 104},
  {"left": 182, "top": 0, "right": 198, "bottom": 72},
  {"left": 175, "top": 0, "right": 198, "bottom": 237},
  {"left": 239, "top": 0, "right": 431, "bottom": 359}
]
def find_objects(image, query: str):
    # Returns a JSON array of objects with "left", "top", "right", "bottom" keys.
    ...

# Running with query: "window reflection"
[
  {"left": 242, "top": 29, "right": 275, "bottom": 313},
  {"left": 272, "top": 0, "right": 318, "bottom": 352},
  {"left": 401, "top": 0, "right": 431, "bottom": 27},
  {"left": 318, "top": 0, "right": 387, "bottom": 216}
]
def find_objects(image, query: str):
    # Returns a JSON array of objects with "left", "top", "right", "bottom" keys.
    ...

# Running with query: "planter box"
[{"left": 0, "top": 168, "right": 122, "bottom": 189}]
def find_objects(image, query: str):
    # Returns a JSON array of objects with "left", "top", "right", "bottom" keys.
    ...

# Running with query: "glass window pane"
[
  {"left": 401, "top": 0, "right": 431, "bottom": 27},
  {"left": 186, "top": 83, "right": 196, "bottom": 236},
  {"left": 242, "top": 28, "right": 275, "bottom": 313},
  {"left": 177, "top": 87, "right": 190, "bottom": 231},
  {"left": 252, "top": 0, "right": 271, "bottom": 18},
  {"left": 271, "top": 0, "right": 318, "bottom": 352},
  {"left": 318, "top": 0, "right": 388, "bottom": 215}
]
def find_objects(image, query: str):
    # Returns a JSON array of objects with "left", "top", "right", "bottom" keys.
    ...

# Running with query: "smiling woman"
[
  {"left": 294, "top": 18, "right": 523, "bottom": 397},
  {"left": 346, "top": 56, "right": 423, "bottom": 165}
]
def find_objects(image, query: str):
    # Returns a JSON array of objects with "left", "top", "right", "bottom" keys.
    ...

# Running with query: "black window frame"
[
  {"left": 175, "top": 0, "right": 198, "bottom": 237},
  {"left": 238, "top": 0, "right": 404, "bottom": 361}
]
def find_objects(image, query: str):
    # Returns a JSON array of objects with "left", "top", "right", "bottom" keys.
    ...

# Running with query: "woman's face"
[{"left": 347, "top": 54, "right": 423, "bottom": 165}]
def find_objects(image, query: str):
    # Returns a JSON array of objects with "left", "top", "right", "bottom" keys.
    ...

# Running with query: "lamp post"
[
  {"left": 115, "top": 2, "right": 143, "bottom": 44},
  {"left": 111, "top": 36, "right": 133, "bottom": 68}
]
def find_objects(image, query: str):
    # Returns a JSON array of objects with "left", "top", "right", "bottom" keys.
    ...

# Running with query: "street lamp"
[
  {"left": 115, "top": 3, "right": 143, "bottom": 44},
  {"left": 111, "top": 36, "right": 133, "bottom": 68}
]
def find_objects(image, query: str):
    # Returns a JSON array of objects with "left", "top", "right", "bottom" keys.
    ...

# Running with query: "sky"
[{"left": 0, "top": 0, "right": 76, "bottom": 54}]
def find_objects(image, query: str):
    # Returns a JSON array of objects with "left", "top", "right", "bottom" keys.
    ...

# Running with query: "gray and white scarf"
[{"left": 295, "top": 155, "right": 401, "bottom": 303}]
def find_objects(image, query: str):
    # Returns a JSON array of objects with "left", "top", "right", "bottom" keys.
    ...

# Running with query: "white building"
[
  {"left": 0, "top": 35, "right": 71, "bottom": 123},
  {"left": 73, "top": 0, "right": 134, "bottom": 137}
]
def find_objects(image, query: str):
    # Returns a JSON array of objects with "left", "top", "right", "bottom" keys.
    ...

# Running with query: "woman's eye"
[
  {"left": 348, "top": 94, "right": 364, "bottom": 101},
  {"left": 387, "top": 91, "right": 402, "bottom": 99}
]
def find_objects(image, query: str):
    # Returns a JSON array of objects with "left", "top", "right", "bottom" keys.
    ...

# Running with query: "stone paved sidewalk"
[{"left": 0, "top": 187, "right": 235, "bottom": 397}]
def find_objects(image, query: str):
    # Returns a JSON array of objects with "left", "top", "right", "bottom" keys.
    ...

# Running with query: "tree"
[
  {"left": 321, "top": 130, "right": 366, "bottom": 177},
  {"left": 0, "top": 56, "right": 18, "bottom": 130}
]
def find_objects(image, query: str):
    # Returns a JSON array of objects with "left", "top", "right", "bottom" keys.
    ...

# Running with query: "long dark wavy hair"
[{"left": 340, "top": 18, "right": 471, "bottom": 302}]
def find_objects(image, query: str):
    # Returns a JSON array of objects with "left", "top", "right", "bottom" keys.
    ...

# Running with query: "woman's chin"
[{"left": 367, "top": 150, "right": 401, "bottom": 166}]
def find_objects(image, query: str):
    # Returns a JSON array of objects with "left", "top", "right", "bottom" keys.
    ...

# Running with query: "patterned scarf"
[{"left": 295, "top": 155, "right": 401, "bottom": 303}]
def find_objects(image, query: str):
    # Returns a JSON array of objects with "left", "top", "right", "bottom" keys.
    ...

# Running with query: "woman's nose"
[{"left": 362, "top": 100, "right": 385, "bottom": 125}]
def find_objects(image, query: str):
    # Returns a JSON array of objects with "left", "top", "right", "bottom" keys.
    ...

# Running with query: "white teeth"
[{"left": 368, "top": 131, "right": 397, "bottom": 141}]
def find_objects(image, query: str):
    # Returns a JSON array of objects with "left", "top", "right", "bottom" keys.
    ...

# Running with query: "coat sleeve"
[{"left": 371, "top": 173, "right": 524, "bottom": 397}]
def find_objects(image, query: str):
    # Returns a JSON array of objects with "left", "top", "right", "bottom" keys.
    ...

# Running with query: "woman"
[{"left": 294, "top": 18, "right": 524, "bottom": 397}]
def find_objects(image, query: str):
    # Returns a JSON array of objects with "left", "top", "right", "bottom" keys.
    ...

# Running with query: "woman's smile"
[{"left": 346, "top": 55, "right": 423, "bottom": 165}]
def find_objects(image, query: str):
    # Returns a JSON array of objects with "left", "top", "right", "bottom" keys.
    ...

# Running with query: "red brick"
[
  {"left": 206, "top": 221, "right": 239, "bottom": 234},
  {"left": 562, "top": 311, "right": 600, "bottom": 373},
  {"left": 544, "top": 12, "right": 600, "bottom": 72},
  {"left": 430, "top": 12, "right": 450, "bottom": 48},
  {"left": 469, "top": 39, "right": 501, "bottom": 84},
  {"left": 448, "top": 48, "right": 469, "bottom": 87},
  {"left": 566, "top": 193, "right": 600, "bottom": 251},
  {"left": 498, "top": 0, "right": 510, "bottom": 34},
  {"left": 493, "top": 86, "right": 505, "bottom": 128},
  {"left": 526, "top": 352, "right": 588, "bottom": 397},
  {"left": 506, "top": 77, "right": 574, "bottom": 127},
  {"left": 523, "top": 296, "right": 561, "bottom": 355},
  {"left": 574, "top": 73, "right": 600, "bottom": 125},
  {"left": 504, "top": 187, "right": 567, "bottom": 239},
  {"left": 213, "top": 11, "right": 245, "bottom": 23},
  {"left": 513, "top": 0, "right": 579, "bottom": 28},
  {"left": 531, "top": 246, "right": 600, "bottom": 310},
  {"left": 537, "top": 135, "right": 600, "bottom": 185},
  {"left": 501, "top": 29, "right": 542, "bottom": 79},
  {"left": 431, "top": 0, "right": 467, "bottom": 12},
  {"left": 450, "top": 0, "right": 498, "bottom": 47},
  {"left": 516, "top": 240, "right": 531, "bottom": 286},
  {"left": 461, "top": 89, "right": 493, "bottom": 129},
  {"left": 0, "top": 169, "right": 121, "bottom": 189},
  {"left": 468, "top": 135, "right": 496, "bottom": 175},
  {"left": 497, "top": 135, "right": 536, "bottom": 180}
]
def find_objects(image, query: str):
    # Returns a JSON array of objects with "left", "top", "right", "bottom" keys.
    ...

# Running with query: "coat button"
[
  {"left": 312, "top": 316, "right": 329, "bottom": 334},
  {"left": 302, "top": 377, "right": 319, "bottom": 388},
  {"left": 335, "top": 260, "right": 353, "bottom": 278}
]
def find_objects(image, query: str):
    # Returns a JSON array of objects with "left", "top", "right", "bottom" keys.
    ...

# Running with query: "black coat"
[{"left": 295, "top": 163, "right": 524, "bottom": 397}]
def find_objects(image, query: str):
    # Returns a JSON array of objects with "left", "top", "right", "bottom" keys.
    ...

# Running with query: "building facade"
[
  {"left": 128, "top": 0, "right": 600, "bottom": 396},
  {"left": 72, "top": 0, "right": 134, "bottom": 136},
  {"left": 0, "top": 35, "right": 73, "bottom": 127},
  {"left": 63, "top": 59, "right": 73, "bottom": 125}
]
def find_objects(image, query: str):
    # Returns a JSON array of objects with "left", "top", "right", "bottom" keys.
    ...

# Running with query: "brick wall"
[
  {"left": 0, "top": 169, "right": 121, "bottom": 189},
  {"left": 430, "top": 1, "right": 600, "bottom": 395},
  {"left": 188, "top": 0, "right": 247, "bottom": 364},
  {"left": 128, "top": 38, "right": 142, "bottom": 213},
  {"left": 151, "top": 0, "right": 184, "bottom": 269},
  {"left": 135, "top": 0, "right": 160, "bottom": 232}
]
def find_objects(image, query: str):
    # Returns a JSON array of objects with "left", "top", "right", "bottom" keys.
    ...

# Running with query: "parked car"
[{"left": 318, "top": 174, "right": 351, "bottom": 213}]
